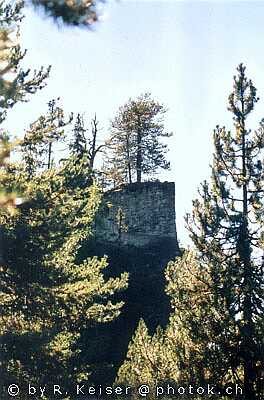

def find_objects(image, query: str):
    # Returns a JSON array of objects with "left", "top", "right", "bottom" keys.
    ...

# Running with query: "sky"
[{"left": 4, "top": 0, "right": 264, "bottom": 245}]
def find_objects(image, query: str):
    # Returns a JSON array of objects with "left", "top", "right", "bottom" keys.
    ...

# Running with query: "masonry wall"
[{"left": 95, "top": 181, "right": 179, "bottom": 250}]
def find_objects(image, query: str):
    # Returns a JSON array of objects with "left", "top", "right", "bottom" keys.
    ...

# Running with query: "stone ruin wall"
[{"left": 95, "top": 181, "right": 179, "bottom": 250}]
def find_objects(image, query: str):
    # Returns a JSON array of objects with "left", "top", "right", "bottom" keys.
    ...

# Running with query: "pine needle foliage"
[
  {"left": 0, "top": 0, "right": 50, "bottom": 122},
  {"left": 69, "top": 113, "right": 87, "bottom": 160},
  {"left": 116, "top": 319, "right": 180, "bottom": 390},
  {"left": 0, "top": 3, "right": 128, "bottom": 394},
  {"left": 21, "top": 98, "right": 73, "bottom": 175},
  {"left": 167, "top": 64, "right": 264, "bottom": 399},
  {"left": 104, "top": 93, "right": 172, "bottom": 186},
  {"left": 0, "top": 156, "right": 128, "bottom": 398}
]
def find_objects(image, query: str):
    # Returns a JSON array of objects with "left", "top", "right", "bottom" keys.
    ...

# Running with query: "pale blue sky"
[{"left": 5, "top": 0, "right": 264, "bottom": 244}]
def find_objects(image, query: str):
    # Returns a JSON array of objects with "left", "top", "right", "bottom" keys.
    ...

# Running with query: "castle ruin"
[{"left": 95, "top": 181, "right": 179, "bottom": 252}]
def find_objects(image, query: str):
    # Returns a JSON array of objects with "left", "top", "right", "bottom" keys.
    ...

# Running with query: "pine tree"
[
  {"left": 167, "top": 64, "right": 264, "bottom": 399},
  {"left": 0, "top": 0, "right": 49, "bottom": 282},
  {"left": 165, "top": 251, "right": 234, "bottom": 389},
  {"left": 0, "top": 1, "right": 50, "bottom": 123},
  {"left": 116, "top": 319, "right": 180, "bottom": 397},
  {"left": 0, "top": 3, "right": 129, "bottom": 390},
  {"left": 21, "top": 98, "right": 73, "bottom": 175},
  {"left": 0, "top": 154, "right": 128, "bottom": 398},
  {"left": 105, "top": 93, "right": 172, "bottom": 185},
  {"left": 70, "top": 113, "right": 87, "bottom": 160}
]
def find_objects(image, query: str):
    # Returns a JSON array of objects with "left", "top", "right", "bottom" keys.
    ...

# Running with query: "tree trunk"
[
  {"left": 240, "top": 105, "right": 256, "bottom": 400},
  {"left": 0, "top": 226, "right": 4, "bottom": 266},
  {"left": 89, "top": 114, "right": 98, "bottom": 169},
  {"left": 136, "top": 129, "right": 142, "bottom": 183},
  {"left": 47, "top": 142, "right": 52, "bottom": 169},
  {"left": 125, "top": 135, "right": 132, "bottom": 184}
]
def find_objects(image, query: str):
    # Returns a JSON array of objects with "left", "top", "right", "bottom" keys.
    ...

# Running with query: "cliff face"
[{"left": 95, "top": 181, "right": 180, "bottom": 252}]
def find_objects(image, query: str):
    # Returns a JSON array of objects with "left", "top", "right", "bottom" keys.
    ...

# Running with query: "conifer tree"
[
  {"left": 0, "top": 1, "right": 50, "bottom": 123},
  {"left": 105, "top": 93, "right": 172, "bottom": 185},
  {"left": 0, "top": 0, "right": 49, "bottom": 278},
  {"left": 168, "top": 64, "right": 264, "bottom": 399},
  {"left": 0, "top": 3, "right": 128, "bottom": 392},
  {"left": 70, "top": 113, "right": 87, "bottom": 160},
  {"left": 0, "top": 155, "right": 128, "bottom": 398},
  {"left": 21, "top": 99, "right": 73, "bottom": 175},
  {"left": 116, "top": 319, "right": 180, "bottom": 393}
]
